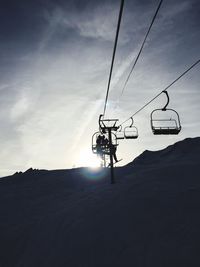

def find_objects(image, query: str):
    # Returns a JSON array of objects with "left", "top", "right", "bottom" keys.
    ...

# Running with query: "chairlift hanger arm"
[
  {"left": 162, "top": 91, "right": 169, "bottom": 110},
  {"left": 129, "top": 117, "right": 134, "bottom": 127},
  {"left": 118, "top": 125, "right": 123, "bottom": 132}
]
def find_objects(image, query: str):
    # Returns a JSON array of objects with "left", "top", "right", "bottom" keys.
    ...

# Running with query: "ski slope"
[{"left": 0, "top": 137, "right": 200, "bottom": 267}]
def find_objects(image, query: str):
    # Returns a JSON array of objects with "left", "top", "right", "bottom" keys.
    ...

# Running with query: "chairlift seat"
[
  {"left": 116, "top": 131, "right": 125, "bottom": 140},
  {"left": 125, "top": 134, "right": 138, "bottom": 139},
  {"left": 152, "top": 127, "right": 181, "bottom": 135}
]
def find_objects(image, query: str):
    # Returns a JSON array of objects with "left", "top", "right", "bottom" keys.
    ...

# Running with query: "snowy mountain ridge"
[
  {"left": 128, "top": 137, "right": 200, "bottom": 167},
  {"left": 1, "top": 136, "right": 200, "bottom": 181},
  {"left": 0, "top": 137, "right": 200, "bottom": 267}
]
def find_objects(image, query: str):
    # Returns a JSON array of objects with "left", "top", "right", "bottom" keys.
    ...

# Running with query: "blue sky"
[{"left": 0, "top": 0, "right": 200, "bottom": 176}]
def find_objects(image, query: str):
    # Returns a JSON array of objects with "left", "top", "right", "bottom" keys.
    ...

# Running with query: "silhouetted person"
[
  {"left": 110, "top": 144, "right": 118, "bottom": 163},
  {"left": 101, "top": 135, "right": 109, "bottom": 147},
  {"left": 96, "top": 135, "right": 102, "bottom": 145},
  {"left": 96, "top": 135, "right": 102, "bottom": 154},
  {"left": 104, "top": 137, "right": 109, "bottom": 146}
]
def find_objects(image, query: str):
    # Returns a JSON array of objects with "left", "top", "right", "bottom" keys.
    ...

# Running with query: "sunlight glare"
[{"left": 77, "top": 148, "right": 100, "bottom": 169}]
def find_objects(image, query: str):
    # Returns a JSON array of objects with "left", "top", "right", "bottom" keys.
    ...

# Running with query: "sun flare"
[{"left": 77, "top": 148, "right": 100, "bottom": 168}]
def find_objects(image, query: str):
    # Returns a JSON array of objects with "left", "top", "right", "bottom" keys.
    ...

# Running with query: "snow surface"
[{"left": 0, "top": 137, "right": 200, "bottom": 267}]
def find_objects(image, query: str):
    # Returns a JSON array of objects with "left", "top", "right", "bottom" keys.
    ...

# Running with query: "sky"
[{"left": 0, "top": 0, "right": 200, "bottom": 177}]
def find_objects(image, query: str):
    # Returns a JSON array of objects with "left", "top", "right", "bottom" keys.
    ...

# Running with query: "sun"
[{"left": 77, "top": 148, "right": 100, "bottom": 168}]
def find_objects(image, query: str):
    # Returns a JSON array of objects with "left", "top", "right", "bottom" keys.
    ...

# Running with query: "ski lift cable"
[
  {"left": 103, "top": 0, "right": 125, "bottom": 117},
  {"left": 119, "top": 59, "right": 200, "bottom": 127},
  {"left": 119, "top": 0, "right": 164, "bottom": 98}
]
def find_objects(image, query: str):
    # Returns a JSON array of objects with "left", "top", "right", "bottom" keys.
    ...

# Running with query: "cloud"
[{"left": 43, "top": 2, "right": 132, "bottom": 43}]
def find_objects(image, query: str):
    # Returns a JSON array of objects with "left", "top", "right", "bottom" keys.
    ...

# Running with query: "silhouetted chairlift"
[
  {"left": 150, "top": 91, "right": 181, "bottom": 135},
  {"left": 124, "top": 118, "right": 138, "bottom": 139},
  {"left": 92, "top": 115, "right": 119, "bottom": 157}
]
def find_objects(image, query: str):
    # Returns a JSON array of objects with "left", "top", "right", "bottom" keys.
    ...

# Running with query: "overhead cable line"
[
  {"left": 120, "top": 0, "right": 164, "bottom": 97},
  {"left": 103, "top": 0, "right": 124, "bottom": 117},
  {"left": 119, "top": 59, "right": 200, "bottom": 126}
]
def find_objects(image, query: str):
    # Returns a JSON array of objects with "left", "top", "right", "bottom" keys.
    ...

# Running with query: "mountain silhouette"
[
  {"left": 0, "top": 137, "right": 200, "bottom": 267},
  {"left": 128, "top": 137, "right": 200, "bottom": 166}
]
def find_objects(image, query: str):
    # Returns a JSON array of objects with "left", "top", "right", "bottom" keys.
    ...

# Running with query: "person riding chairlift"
[
  {"left": 102, "top": 135, "right": 109, "bottom": 147},
  {"left": 110, "top": 143, "right": 118, "bottom": 163},
  {"left": 96, "top": 135, "right": 103, "bottom": 155},
  {"left": 96, "top": 134, "right": 118, "bottom": 163}
]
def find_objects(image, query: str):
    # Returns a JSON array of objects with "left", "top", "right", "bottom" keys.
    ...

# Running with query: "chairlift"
[
  {"left": 124, "top": 118, "right": 138, "bottom": 139},
  {"left": 116, "top": 125, "right": 125, "bottom": 140},
  {"left": 151, "top": 91, "right": 181, "bottom": 135}
]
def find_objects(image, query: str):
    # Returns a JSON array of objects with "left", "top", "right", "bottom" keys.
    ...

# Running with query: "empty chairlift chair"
[
  {"left": 116, "top": 126, "right": 125, "bottom": 140},
  {"left": 124, "top": 118, "right": 138, "bottom": 139},
  {"left": 150, "top": 91, "right": 181, "bottom": 135}
]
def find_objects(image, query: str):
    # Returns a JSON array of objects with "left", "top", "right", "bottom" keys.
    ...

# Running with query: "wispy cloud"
[{"left": 43, "top": 2, "right": 132, "bottom": 43}]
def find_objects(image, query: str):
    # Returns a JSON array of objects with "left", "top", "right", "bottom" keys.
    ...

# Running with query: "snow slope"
[{"left": 0, "top": 137, "right": 200, "bottom": 267}]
